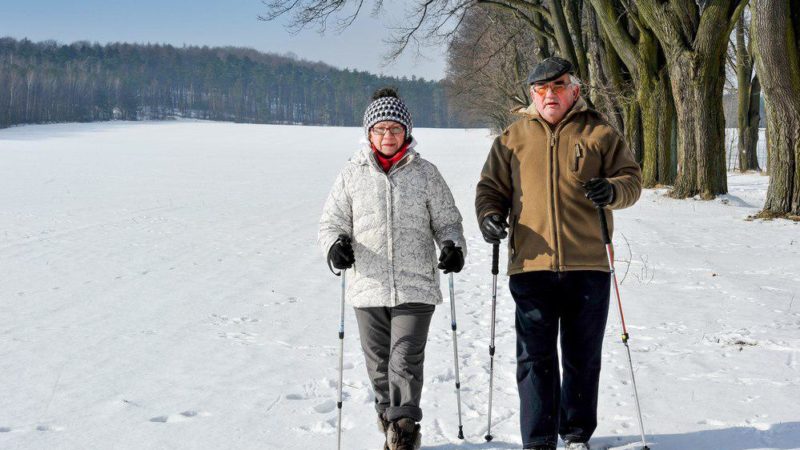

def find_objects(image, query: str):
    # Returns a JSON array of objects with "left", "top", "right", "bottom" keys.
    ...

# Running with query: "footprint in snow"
[
  {"left": 697, "top": 419, "right": 726, "bottom": 426},
  {"left": 150, "top": 410, "right": 208, "bottom": 423},
  {"left": 296, "top": 416, "right": 349, "bottom": 434},
  {"left": 217, "top": 331, "right": 258, "bottom": 344},
  {"left": 313, "top": 399, "right": 337, "bottom": 414}
]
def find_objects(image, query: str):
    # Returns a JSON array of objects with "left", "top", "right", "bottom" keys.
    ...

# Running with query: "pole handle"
[
  {"left": 491, "top": 243, "right": 499, "bottom": 275},
  {"left": 597, "top": 207, "right": 611, "bottom": 244}
]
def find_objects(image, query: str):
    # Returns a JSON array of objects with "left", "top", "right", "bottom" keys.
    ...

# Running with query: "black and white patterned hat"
[{"left": 363, "top": 88, "right": 413, "bottom": 140}]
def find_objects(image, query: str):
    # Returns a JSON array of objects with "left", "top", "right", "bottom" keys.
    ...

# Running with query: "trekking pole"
[
  {"left": 447, "top": 271, "right": 465, "bottom": 439},
  {"left": 485, "top": 243, "right": 499, "bottom": 442},
  {"left": 597, "top": 207, "right": 649, "bottom": 450},
  {"left": 336, "top": 269, "right": 347, "bottom": 450}
]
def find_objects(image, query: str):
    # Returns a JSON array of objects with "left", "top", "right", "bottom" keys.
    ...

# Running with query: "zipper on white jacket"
[
  {"left": 366, "top": 148, "right": 417, "bottom": 307},
  {"left": 383, "top": 151, "right": 414, "bottom": 306}
]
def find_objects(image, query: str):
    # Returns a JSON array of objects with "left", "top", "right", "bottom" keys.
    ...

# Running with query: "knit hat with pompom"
[{"left": 363, "top": 87, "right": 413, "bottom": 141}]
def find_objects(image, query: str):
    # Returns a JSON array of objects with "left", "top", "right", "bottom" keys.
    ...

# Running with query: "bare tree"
[
  {"left": 261, "top": 1, "right": 606, "bottom": 118},
  {"left": 446, "top": 7, "right": 542, "bottom": 132},
  {"left": 633, "top": 0, "right": 748, "bottom": 199},
  {"left": 582, "top": 4, "right": 627, "bottom": 136},
  {"left": 263, "top": 1, "right": 760, "bottom": 202},
  {"left": 587, "top": 0, "right": 675, "bottom": 188},
  {"left": 751, "top": 0, "right": 800, "bottom": 218}
]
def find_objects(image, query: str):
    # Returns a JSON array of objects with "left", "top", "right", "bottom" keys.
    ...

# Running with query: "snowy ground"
[{"left": 0, "top": 121, "right": 798, "bottom": 450}]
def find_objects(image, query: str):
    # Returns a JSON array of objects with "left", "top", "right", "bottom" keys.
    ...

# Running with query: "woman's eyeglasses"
[{"left": 371, "top": 126, "right": 405, "bottom": 136}]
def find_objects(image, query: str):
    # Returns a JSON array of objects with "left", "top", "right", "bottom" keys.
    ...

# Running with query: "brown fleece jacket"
[{"left": 475, "top": 98, "right": 642, "bottom": 275}]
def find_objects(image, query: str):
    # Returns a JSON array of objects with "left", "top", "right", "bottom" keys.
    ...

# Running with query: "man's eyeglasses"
[
  {"left": 532, "top": 80, "right": 572, "bottom": 96},
  {"left": 371, "top": 126, "right": 405, "bottom": 136}
]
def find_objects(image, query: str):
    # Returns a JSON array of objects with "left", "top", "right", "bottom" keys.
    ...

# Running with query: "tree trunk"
[
  {"left": 670, "top": 58, "right": 698, "bottom": 197},
  {"left": 583, "top": 2, "right": 625, "bottom": 134},
  {"left": 546, "top": 0, "right": 581, "bottom": 72},
  {"left": 562, "top": 0, "right": 590, "bottom": 81},
  {"left": 625, "top": 99, "right": 643, "bottom": 166},
  {"left": 696, "top": 63, "right": 729, "bottom": 197},
  {"left": 587, "top": 0, "right": 675, "bottom": 186},
  {"left": 532, "top": 11, "right": 552, "bottom": 60},
  {"left": 670, "top": 53, "right": 728, "bottom": 199},
  {"left": 638, "top": 73, "right": 661, "bottom": 187},
  {"left": 658, "top": 76, "right": 677, "bottom": 184},
  {"left": 636, "top": 0, "right": 746, "bottom": 199},
  {"left": 639, "top": 69, "right": 675, "bottom": 187},
  {"left": 743, "top": 75, "right": 762, "bottom": 171},
  {"left": 736, "top": 15, "right": 761, "bottom": 172},
  {"left": 752, "top": 0, "right": 800, "bottom": 217}
]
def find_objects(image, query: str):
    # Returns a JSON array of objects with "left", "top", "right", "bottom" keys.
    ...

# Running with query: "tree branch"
[
  {"left": 587, "top": 0, "right": 639, "bottom": 72},
  {"left": 635, "top": 0, "right": 691, "bottom": 56},
  {"left": 694, "top": 0, "right": 747, "bottom": 58},
  {"left": 478, "top": 0, "right": 557, "bottom": 41}
]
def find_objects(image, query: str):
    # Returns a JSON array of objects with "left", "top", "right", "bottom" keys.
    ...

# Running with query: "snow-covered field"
[{"left": 0, "top": 121, "right": 798, "bottom": 450}]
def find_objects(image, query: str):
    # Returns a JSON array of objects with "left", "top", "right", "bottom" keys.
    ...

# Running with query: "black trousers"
[{"left": 509, "top": 270, "right": 610, "bottom": 448}]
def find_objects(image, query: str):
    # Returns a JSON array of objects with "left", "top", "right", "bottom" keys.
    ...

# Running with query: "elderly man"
[{"left": 475, "top": 57, "right": 642, "bottom": 450}]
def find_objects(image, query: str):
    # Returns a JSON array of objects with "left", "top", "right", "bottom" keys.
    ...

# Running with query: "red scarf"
[{"left": 372, "top": 143, "right": 410, "bottom": 173}]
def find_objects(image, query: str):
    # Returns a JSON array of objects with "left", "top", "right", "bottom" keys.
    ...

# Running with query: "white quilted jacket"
[{"left": 318, "top": 140, "right": 466, "bottom": 308}]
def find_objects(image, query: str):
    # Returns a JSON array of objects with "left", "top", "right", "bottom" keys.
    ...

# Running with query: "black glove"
[
  {"left": 327, "top": 234, "right": 354, "bottom": 271},
  {"left": 480, "top": 214, "right": 508, "bottom": 244},
  {"left": 583, "top": 178, "right": 615, "bottom": 207},
  {"left": 437, "top": 240, "right": 464, "bottom": 274}
]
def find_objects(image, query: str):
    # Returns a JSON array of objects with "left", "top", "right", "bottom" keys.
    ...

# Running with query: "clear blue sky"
[{"left": 0, "top": 0, "right": 448, "bottom": 81}]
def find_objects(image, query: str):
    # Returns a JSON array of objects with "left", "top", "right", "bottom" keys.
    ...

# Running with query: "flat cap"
[{"left": 526, "top": 56, "right": 574, "bottom": 85}]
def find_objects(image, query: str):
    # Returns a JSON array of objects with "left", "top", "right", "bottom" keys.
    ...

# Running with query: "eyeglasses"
[
  {"left": 531, "top": 80, "right": 572, "bottom": 96},
  {"left": 371, "top": 126, "right": 405, "bottom": 136}
]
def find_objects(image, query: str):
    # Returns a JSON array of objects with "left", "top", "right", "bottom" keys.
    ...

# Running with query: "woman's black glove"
[
  {"left": 480, "top": 214, "right": 508, "bottom": 244},
  {"left": 583, "top": 178, "right": 615, "bottom": 207},
  {"left": 327, "top": 234, "right": 355, "bottom": 273},
  {"left": 438, "top": 240, "right": 464, "bottom": 274}
]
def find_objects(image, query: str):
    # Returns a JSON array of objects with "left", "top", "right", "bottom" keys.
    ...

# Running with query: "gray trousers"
[{"left": 354, "top": 302, "right": 435, "bottom": 422}]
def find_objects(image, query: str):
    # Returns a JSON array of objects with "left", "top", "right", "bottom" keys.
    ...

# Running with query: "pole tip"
[
  {"left": 485, "top": 434, "right": 493, "bottom": 442},
  {"left": 457, "top": 427, "right": 464, "bottom": 439}
]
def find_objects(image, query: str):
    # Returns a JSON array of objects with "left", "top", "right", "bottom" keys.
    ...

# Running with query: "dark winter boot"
[
  {"left": 386, "top": 418, "right": 421, "bottom": 450},
  {"left": 377, "top": 414, "right": 390, "bottom": 450}
]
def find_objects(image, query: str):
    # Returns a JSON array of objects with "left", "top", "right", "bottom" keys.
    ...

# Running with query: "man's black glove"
[
  {"left": 327, "top": 234, "right": 355, "bottom": 272},
  {"left": 437, "top": 240, "right": 464, "bottom": 274},
  {"left": 480, "top": 214, "right": 508, "bottom": 244},
  {"left": 583, "top": 178, "right": 615, "bottom": 207}
]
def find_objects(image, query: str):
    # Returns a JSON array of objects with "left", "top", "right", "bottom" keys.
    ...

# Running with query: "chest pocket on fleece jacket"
[{"left": 568, "top": 139, "right": 603, "bottom": 183}]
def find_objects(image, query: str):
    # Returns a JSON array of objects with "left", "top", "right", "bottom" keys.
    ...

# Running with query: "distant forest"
[{"left": 0, "top": 37, "right": 470, "bottom": 129}]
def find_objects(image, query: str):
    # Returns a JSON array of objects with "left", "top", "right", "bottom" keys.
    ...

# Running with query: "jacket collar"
[{"left": 352, "top": 137, "right": 418, "bottom": 173}]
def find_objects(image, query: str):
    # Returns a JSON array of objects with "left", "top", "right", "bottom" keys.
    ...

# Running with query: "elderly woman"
[{"left": 319, "top": 87, "right": 466, "bottom": 450}]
